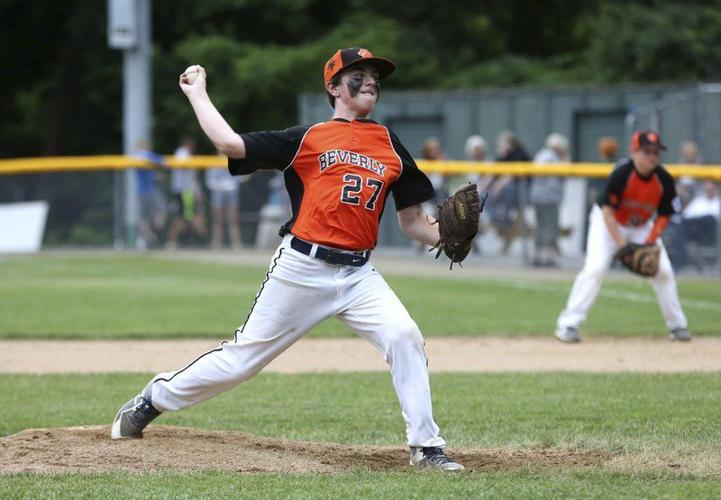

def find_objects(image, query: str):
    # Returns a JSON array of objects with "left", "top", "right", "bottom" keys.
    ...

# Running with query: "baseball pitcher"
[{"left": 111, "top": 48, "right": 481, "bottom": 471}]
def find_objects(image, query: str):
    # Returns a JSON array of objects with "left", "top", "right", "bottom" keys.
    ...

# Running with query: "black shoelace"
[
  {"left": 423, "top": 447, "right": 453, "bottom": 464},
  {"left": 128, "top": 398, "right": 160, "bottom": 427}
]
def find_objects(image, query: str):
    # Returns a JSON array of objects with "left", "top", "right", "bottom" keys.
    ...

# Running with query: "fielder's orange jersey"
[
  {"left": 598, "top": 159, "right": 678, "bottom": 226},
  {"left": 229, "top": 118, "right": 434, "bottom": 250}
]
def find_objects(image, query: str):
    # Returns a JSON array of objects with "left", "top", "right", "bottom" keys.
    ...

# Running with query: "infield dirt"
[
  {"left": 0, "top": 425, "right": 610, "bottom": 474},
  {"left": 2, "top": 336, "right": 720, "bottom": 374}
]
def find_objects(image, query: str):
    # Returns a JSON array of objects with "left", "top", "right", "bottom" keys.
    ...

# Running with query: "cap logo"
[
  {"left": 358, "top": 48, "right": 372, "bottom": 58},
  {"left": 647, "top": 132, "right": 658, "bottom": 143},
  {"left": 327, "top": 60, "right": 336, "bottom": 71}
]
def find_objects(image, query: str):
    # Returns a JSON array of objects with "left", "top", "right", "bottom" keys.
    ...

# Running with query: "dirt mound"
[{"left": 0, "top": 425, "right": 610, "bottom": 474}]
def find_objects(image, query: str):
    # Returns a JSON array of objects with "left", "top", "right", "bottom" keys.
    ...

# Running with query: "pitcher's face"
[{"left": 333, "top": 64, "right": 380, "bottom": 117}]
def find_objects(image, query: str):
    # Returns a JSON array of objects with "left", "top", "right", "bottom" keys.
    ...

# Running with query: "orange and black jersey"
[
  {"left": 228, "top": 118, "right": 434, "bottom": 250},
  {"left": 598, "top": 158, "right": 678, "bottom": 226}
]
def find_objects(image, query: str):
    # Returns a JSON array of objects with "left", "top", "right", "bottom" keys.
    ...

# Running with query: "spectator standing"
[
  {"left": 133, "top": 139, "right": 167, "bottom": 250},
  {"left": 205, "top": 160, "right": 242, "bottom": 249},
  {"left": 462, "top": 135, "right": 490, "bottom": 254},
  {"left": 418, "top": 137, "right": 447, "bottom": 253},
  {"left": 680, "top": 140, "right": 700, "bottom": 164},
  {"left": 677, "top": 140, "right": 701, "bottom": 204},
  {"left": 464, "top": 135, "right": 489, "bottom": 186},
  {"left": 421, "top": 137, "right": 448, "bottom": 202},
  {"left": 530, "top": 133, "right": 569, "bottom": 267},
  {"left": 597, "top": 137, "right": 619, "bottom": 163},
  {"left": 492, "top": 131, "right": 531, "bottom": 254},
  {"left": 166, "top": 137, "right": 207, "bottom": 249},
  {"left": 664, "top": 140, "right": 702, "bottom": 270}
]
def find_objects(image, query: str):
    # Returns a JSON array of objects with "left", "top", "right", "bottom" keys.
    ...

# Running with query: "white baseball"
[{"left": 184, "top": 65, "right": 203, "bottom": 84}]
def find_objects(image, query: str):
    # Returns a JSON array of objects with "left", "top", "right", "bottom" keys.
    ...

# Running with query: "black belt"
[{"left": 290, "top": 237, "right": 370, "bottom": 267}]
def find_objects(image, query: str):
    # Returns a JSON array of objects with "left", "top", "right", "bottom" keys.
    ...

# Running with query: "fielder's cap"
[
  {"left": 631, "top": 130, "right": 667, "bottom": 151},
  {"left": 323, "top": 47, "right": 395, "bottom": 84}
]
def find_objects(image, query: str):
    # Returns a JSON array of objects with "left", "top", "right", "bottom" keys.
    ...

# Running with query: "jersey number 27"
[{"left": 341, "top": 173, "right": 384, "bottom": 210}]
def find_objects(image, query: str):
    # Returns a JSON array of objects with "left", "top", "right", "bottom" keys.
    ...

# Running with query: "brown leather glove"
[
  {"left": 614, "top": 243, "right": 660, "bottom": 277},
  {"left": 431, "top": 183, "right": 486, "bottom": 269}
]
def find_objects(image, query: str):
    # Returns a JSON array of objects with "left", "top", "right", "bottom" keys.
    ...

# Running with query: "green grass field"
[
  {"left": 1, "top": 254, "right": 720, "bottom": 498},
  {"left": 1, "top": 372, "right": 721, "bottom": 497},
  {"left": 1, "top": 254, "right": 719, "bottom": 338}
]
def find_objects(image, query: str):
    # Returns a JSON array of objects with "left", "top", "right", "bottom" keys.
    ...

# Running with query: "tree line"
[{"left": 2, "top": 0, "right": 720, "bottom": 243}]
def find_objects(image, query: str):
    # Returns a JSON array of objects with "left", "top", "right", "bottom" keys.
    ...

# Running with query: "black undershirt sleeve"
[
  {"left": 387, "top": 130, "right": 435, "bottom": 210},
  {"left": 656, "top": 167, "right": 678, "bottom": 216},
  {"left": 599, "top": 160, "right": 632, "bottom": 208},
  {"left": 228, "top": 125, "right": 310, "bottom": 175}
]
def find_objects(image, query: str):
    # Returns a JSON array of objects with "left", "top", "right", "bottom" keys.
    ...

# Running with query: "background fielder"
[
  {"left": 556, "top": 130, "right": 690, "bottom": 343},
  {"left": 111, "top": 47, "right": 465, "bottom": 471}
]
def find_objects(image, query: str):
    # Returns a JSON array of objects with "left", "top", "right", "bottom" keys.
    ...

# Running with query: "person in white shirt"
[
  {"left": 682, "top": 180, "right": 720, "bottom": 247},
  {"left": 166, "top": 137, "right": 208, "bottom": 249},
  {"left": 205, "top": 161, "right": 242, "bottom": 249},
  {"left": 529, "top": 133, "right": 569, "bottom": 267},
  {"left": 683, "top": 181, "right": 720, "bottom": 220}
]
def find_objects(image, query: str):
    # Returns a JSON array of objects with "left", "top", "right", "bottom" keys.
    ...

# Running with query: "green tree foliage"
[
  {"left": 584, "top": 3, "right": 721, "bottom": 82},
  {"left": 3, "top": 0, "right": 721, "bottom": 244}
]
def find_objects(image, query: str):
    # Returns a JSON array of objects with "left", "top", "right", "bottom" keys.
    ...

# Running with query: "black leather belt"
[{"left": 290, "top": 237, "right": 370, "bottom": 267}]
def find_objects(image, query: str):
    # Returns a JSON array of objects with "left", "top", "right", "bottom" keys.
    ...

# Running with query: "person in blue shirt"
[{"left": 133, "top": 140, "right": 167, "bottom": 249}]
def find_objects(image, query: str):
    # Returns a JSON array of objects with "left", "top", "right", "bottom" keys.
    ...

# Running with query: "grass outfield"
[
  {"left": 3, "top": 373, "right": 721, "bottom": 455},
  {"left": 1, "top": 254, "right": 719, "bottom": 338},
  {"left": 1, "top": 470, "right": 718, "bottom": 499},
  {"left": 2, "top": 254, "right": 720, "bottom": 497},
  {"left": 1, "top": 372, "right": 721, "bottom": 497}
]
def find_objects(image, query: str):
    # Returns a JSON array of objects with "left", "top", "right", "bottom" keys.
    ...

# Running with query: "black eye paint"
[
  {"left": 346, "top": 75, "right": 380, "bottom": 98},
  {"left": 347, "top": 76, "right": 363, "bottom": 97}
]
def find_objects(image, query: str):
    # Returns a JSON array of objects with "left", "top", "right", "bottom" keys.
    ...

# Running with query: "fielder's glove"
[
  {"left": 431, "top": 183, "right": 487, "bottom": 269},
  {"left": 614, "top": 242, "right": 660, "bottom": 277}
]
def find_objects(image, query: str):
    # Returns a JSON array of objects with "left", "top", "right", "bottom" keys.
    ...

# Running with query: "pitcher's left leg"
[{"left": 337, "top": 268, "right": 444, "bottom": 448}]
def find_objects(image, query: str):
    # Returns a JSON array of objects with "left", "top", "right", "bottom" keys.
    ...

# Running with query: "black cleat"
[
  {"left": 555, "top": 326, "right": 581, "bottom": 343},
  {"left": 669, "top": 328, "right": 692, "bottom": 342},
  {"left": 111, "top": 383, "right": 160, "bottom": 439},
  {"left": 409, "top": 446, "right": 465, "bottom": 471}
]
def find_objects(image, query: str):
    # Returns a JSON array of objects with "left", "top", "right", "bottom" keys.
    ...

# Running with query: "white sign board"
[{"left": 0, "top": 201, "right": 49, "bottom": 253}]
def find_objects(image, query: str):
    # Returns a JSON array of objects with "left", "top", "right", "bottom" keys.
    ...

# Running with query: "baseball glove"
[
  {"left": 614, "top": 243, "right": 660, "bottom": 277},
  {"left": 431, "top": 183, "right": 486, "bottom": 269}
]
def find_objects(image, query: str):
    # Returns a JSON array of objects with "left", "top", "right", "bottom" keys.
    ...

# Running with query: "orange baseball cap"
[
  {"left": 631, "top": 130, "right": 667, "bottom": 151},
  {"left": 323, "top": 47, "right": 395, "bottom": 84}
]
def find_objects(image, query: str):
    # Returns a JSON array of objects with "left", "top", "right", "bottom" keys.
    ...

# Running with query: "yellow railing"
[
  {"left": 0, "top": 155, "right": 227, "bottom": 175},
  {"left": 416, "top": 160, "right": 721, "bottom": 180},
  {"left": 1, "top": 156, "right": 721, "bottom": 180}
]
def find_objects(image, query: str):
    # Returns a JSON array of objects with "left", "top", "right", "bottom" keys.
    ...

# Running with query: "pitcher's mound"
[{"left": 0, "top": 426, "right": 609, "bottom": 474}]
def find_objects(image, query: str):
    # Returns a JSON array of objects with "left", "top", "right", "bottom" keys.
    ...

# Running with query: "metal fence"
[{"left": 1, "top": 156, "right": 719, "bottom": 276}]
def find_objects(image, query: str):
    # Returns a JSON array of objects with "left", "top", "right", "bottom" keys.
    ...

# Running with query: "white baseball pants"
[
  {"left": 148, "top": 234, "right": 446, "bottom": 448},
  {"left": 557, "top": 205, "right": 687, "bottom": 331}
]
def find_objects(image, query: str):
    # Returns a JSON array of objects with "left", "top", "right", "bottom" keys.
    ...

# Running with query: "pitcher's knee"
[{"left": 384, "top": 322, "right": 424, "bottom": 351}]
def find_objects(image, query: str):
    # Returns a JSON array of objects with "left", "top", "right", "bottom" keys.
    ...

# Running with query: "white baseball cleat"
[
  {"left": 409, "top": 446, "right": 465, "bottom": 471},
  {"left": 555, "top": 326, "right": 581, "bottom": 343}
]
